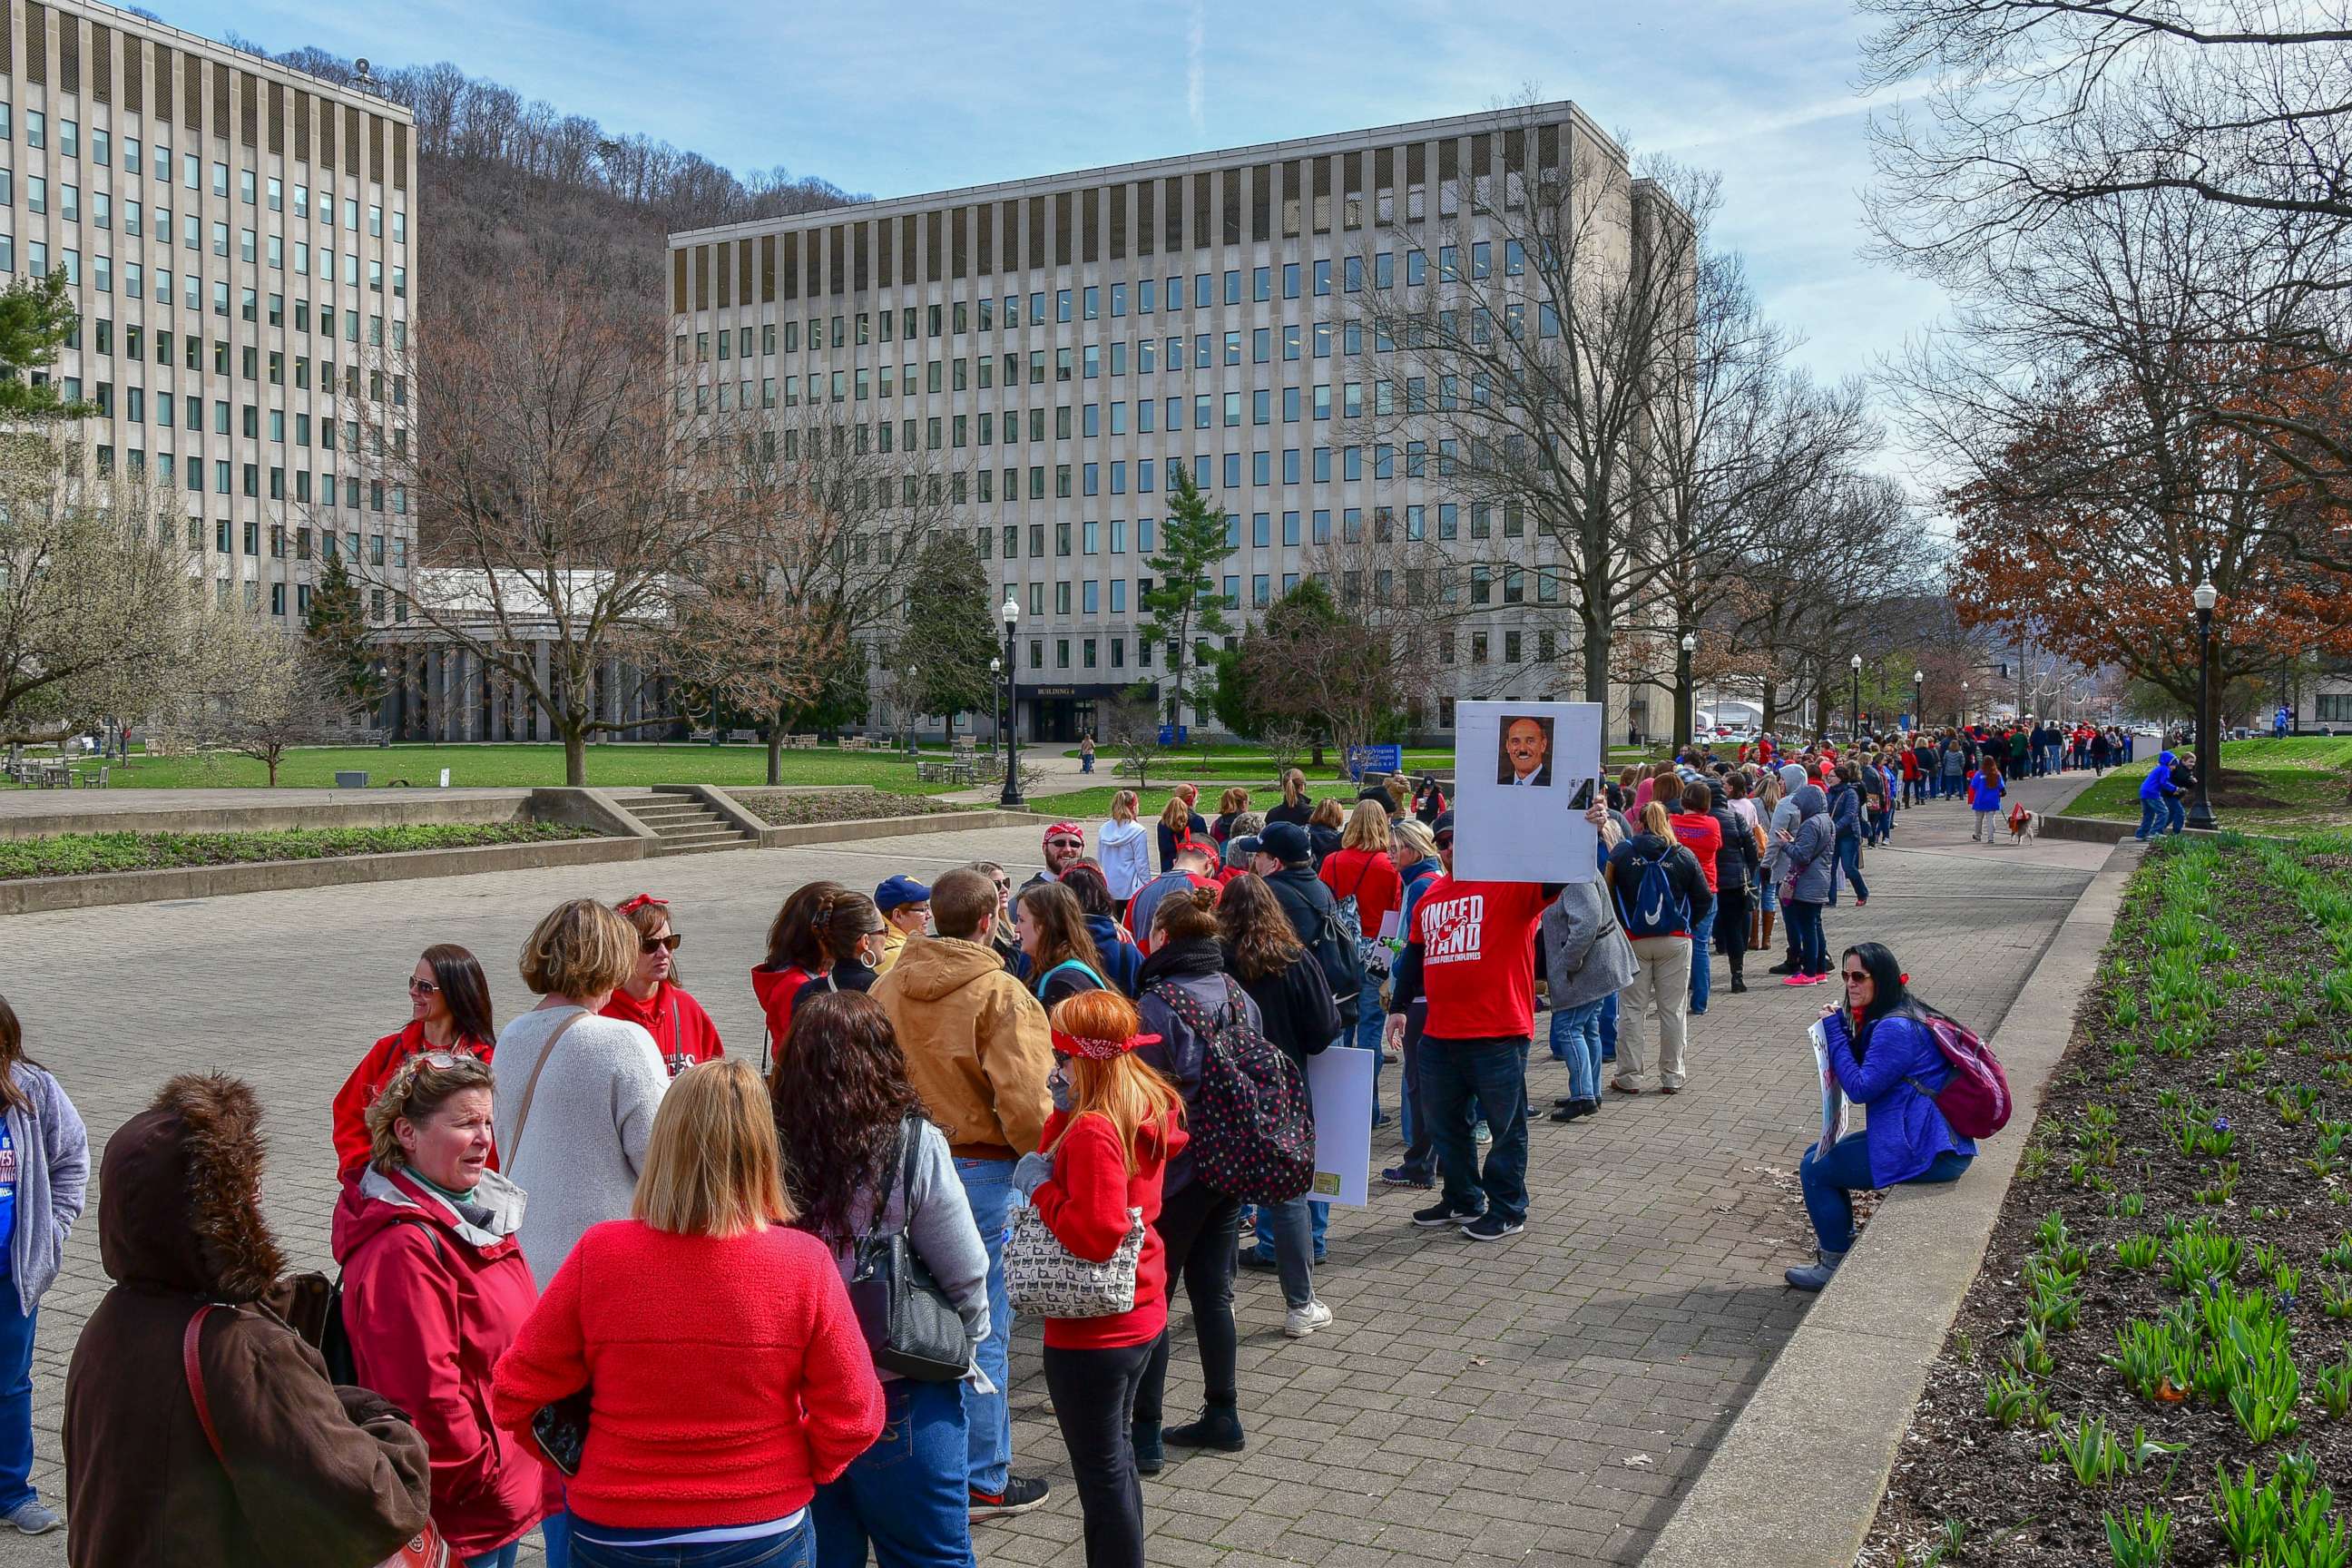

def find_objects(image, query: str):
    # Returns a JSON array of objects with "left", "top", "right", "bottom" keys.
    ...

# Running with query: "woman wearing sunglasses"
[
  {"left": 330, "top": 945, "right": 496, "bottom": 1181},
  {"left": 603, "top": 894, "right": 723, "bottom": 1078},
  {"left": 1786, "top": 942, "right": 1976, "bottom": 1292}
]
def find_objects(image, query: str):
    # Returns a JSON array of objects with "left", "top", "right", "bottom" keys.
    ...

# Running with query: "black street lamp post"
[
  {"left": 1849, "top": 653, "right": 1863, "bottom": 743},
  {"left": 1912, "top": 668, "right": 1925, "bottom": 735},
  {"left": 998, "top": 596, "right": 1024, "bottom": 810},
  {"left": 1676, "top": 632, "right": 1696, "bottom": 750},
  {"left": 2189, "top": 581, "right": 2220, "bottom": 831}
]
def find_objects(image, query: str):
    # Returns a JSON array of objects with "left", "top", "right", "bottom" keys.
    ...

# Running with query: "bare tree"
[
  {"left": 1102, "top": 690, "right": 1171, "bottom": 794},
  {"left": 0, "top": 435, "right": 201, "bottom": 743},
  {"left": 157, "top": 611, "right": 346, "bottom": 787},
  {"left": 1347, "top": 108, "right": 1701, "bottom": 709},
  {"left": 355, "top": 264, "right": 718, "bottom": 785}
]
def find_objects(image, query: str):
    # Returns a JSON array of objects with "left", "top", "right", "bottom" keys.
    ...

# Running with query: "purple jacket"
[{"left": 1823, "top": 1009, "right": 1975, "bottom": 1185}]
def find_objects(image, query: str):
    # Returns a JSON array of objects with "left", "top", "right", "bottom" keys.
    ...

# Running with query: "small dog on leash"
[{"left": 2005, "top": 804, "right": 2038, "bottom": 845}]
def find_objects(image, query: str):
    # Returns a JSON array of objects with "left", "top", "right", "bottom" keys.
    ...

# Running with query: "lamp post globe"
[
  {"left": 998, "top": 597, "right": 1024, "bottom": 809},
  {"left": 2189, "top": 581, "right": 2220, "bottom": 830},
  {"left": 1912, "top": 668, "right": 1925, "bottom": 733}
]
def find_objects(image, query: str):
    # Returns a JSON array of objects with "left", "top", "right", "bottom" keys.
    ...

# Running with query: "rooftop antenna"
[{"left": 354, "top": 57, "right": 373, "bottom": 86}]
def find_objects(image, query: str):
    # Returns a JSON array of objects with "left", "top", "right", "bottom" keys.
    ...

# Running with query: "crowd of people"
[{"left": 21, "top": 731, "right": 2032, "bottom": 1568}]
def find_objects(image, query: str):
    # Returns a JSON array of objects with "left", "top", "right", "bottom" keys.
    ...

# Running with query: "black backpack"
[
  {"left": 1149, "top": 977, "right": 1317, "bottom": 1204},
  {"left": 1274, "top": 875, "right": 1364, "bottom": 1026}
]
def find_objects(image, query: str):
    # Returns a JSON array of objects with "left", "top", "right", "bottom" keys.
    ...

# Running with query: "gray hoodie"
[
  {"left": 1784, "top": 785, "right": 1838, "bottom": 903},
  {"left": 1542, "top": 882, "right": 1639, "bottom": 1011}
]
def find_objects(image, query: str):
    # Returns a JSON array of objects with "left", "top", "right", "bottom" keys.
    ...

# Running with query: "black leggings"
[
  {"left": 1135, "top": 1179, "right": 1242, "bottom": 1422},
  {"left": 1044, "top": 1338, "right": 1156, "bottom": 1568},
  {"left": 1714, "top": 887, "right": 1751, "bottom": 978}
]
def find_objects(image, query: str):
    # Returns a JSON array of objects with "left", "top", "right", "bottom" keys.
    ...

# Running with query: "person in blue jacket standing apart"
[
  {"left": 1788, "top": 944, "right": 1975, "bottom": 1291},
  {"left": 2135, "top": 750, "right": 2178, "bottom": 840}
]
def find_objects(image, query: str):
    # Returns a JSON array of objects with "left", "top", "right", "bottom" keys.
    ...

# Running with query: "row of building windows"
[
  {"left": 971, "top": 500, "right": 1530, "bottom": 562},
  {"left": 0, "top": 221, "right": 405, "bottom": 298},
  {"left": 204, "top": 576, "right": 401, "bottom": 622},
  {"left": 89, "top": 446, "right": 402, "bottom": 510},
  {"left": 985, "top": 554, "right": 1550, "bottom": 617},
  {"left": 1001, "top": 621, "right": 1557, "bottom": 674},
  {"left": 0, "top": 102, "right": 406, "bottom": 229},
  {"left": 684, "top": 241, "right": 1527, "bottom": 360},
  {"left": 675, "top": 119, "right": 1574, "bottom": 310}
]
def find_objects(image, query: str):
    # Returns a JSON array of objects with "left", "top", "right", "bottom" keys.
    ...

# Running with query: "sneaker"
[
  {"left": 1461, "top": 1212, "right": 1525, "bottom": 1242},
  {"left": 1284, "top": 1299, "right": 1334, "bottom": 1338},
  {"left": 969, "top": 1477, "right": 1052, "bottom": 1518},
  {"left": 1803, "top": 974, "right": 1832, "bottom": 985},
  {"left": 1412, "top": 1199, "right": 1483, "bottom": 1228},
  {"left": 5, "top": 1502, "right": 58, "bottom": 1536},
  {"left": 1381, "top": 1165, "right": 1436, "bottom": 1189},
  {"left": 1781, "top": 974, "right": 1814, "bottom": 987},
  {"left": 1473, "top": 1120, "right": 1493, "bottom": 1144}
]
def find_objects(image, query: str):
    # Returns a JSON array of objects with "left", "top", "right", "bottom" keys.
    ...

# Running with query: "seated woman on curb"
[{"left": 1788, "top": 942, "right": 1975, "bottom": 1292}]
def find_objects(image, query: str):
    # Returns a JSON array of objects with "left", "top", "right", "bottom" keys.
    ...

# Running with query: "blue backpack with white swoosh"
[{"left": 1615, "top": 843, "right": 1690, "bottom": 939}]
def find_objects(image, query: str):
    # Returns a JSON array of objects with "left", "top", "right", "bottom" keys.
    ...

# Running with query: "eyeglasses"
[
  {"left": 1842, "top": 970, "right": 1870, "bottom": 984},
  {"left": 641, "top": 933, "right": 683, "bottom": 955},
  {"left": 407, "top": 976, "right": 441, "bottom": 996}
]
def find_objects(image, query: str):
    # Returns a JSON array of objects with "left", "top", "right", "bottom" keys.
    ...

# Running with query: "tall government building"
[
  {"left": 671, "top": 101, "right": 1658, "bottom": 744},
  {"left": 0, "top": 0, "right": 415, "bottom": 628}
]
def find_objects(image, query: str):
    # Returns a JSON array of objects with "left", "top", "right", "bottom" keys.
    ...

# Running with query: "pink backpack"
[{"left": 1911, "top": 1013, "right": 2012, "bottom": 1140}]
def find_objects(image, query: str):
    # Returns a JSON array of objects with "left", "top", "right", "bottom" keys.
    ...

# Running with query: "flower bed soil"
[
  {"left": 1861, "top": 835, "right": 2352, "bottom": 1568},
  {"left": 732, "top": 789, "right": 971, "bottom": 828},
  {"left": 0, "top": 822, "right": 594, "bottom": 880}
]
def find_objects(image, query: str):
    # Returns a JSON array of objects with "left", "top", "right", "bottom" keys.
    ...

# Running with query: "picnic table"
[{"left": 915, "top": 760, "right": 979, "bottom": 787}]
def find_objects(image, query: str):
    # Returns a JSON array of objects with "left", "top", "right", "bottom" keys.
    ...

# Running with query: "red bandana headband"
[
  {"left": 1051, "top": 1028, "right": 1161, "bottom": 1062},
  {"left": 1044, "top": 821, "right": 1085, "bottom": 844},
  {"left": 616, "top": 893, "right": 669, "bottom": 915}
]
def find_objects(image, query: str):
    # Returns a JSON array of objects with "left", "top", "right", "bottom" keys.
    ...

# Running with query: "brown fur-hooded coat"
[{"left": 64, "top": 1073, "right": 433, "bottom": 1567}]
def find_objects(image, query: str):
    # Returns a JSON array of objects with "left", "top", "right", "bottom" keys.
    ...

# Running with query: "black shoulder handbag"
[{"left": 847, "top": 1113, "right": 972, "bottom": 1382}]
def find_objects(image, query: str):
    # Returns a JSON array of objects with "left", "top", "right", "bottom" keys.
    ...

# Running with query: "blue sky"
[{"left": 162, "top": 0, "right": 1940, "bottom": 475}]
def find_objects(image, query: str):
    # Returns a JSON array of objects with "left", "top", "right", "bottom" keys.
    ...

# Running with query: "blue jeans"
[
  {"left": 1082, "top": 754, "right": 1094, "bottom": 773},
  {"left": 545, "top": 1513, "right": 574, "bottom": 1568},
  {"left": 2165, "top": 796, "right": 2186, "bottom": 834},
  {"left": 1547, "top": 998, "right": 1607, "bottom": 1102},
  {"left": 574, "top": 1517, "right": 813, "bottom": 1568},
  {"left": 1799, "top": 1132, "right": 1973, "bottom": 1253},
  {"left": 466, "top": 1550, "right": 522, "bottom": 1568},
  {"left": 2136, "top": 799, "right": 2163, "bottom": 839},
  {"left": 1356, "top": 976, "right": 1387, "bottom": 1121},
  {"left": 1421, "top": 1037, "right": 1532, "bottom": 1223},
  {"left": 1251, "top": 1196, "right": 1325, "bottom": 1308},
  {"left": 0, "top": 1281, "right": 32, "bottom": 1514},
  {"left": 1600, "top": 992, "right": 1618, "bottom": 1062},
  {"left": 1835, "top": 832, "right": 1869, "bottom": 901},
  {"left": 1784, "top": 899, "right": 1828, "bottom": 977},
  {"left": 952, "top": 1157, "right": 1016, "bottom": 1494},
  {"left": 1687, "top": 906, "right": 1715, "bottom": 1014},
  {"left": 814, "top": 1378, "right": 975, "bottom": 1568}
]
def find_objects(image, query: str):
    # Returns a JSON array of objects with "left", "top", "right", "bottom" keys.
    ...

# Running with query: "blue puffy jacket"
[
  {"left": 2139, "top": 750, "right": 2177, "bottom": 802},
  {"left": 1966, "top": 769, "right": 2005, "bottom": 811},
  {"left": 1823, "top": 1008, "right": 1975, "bottom": 1184}
]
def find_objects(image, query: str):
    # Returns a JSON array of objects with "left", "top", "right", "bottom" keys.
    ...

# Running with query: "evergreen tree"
[
  {"left": 899, "top": 534, "right": 997, "bottom": 731},
  {"left": 0, "top": 271, "right": 93, "bottom": 420},
  {"left": 301, "top": 557, "right": 383, "bottom": 718},
  {"left": 1138, "top": 466, "right": 1235, "bottom": 727}
]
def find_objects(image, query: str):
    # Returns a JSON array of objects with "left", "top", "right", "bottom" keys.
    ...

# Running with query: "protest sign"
[
  {"left": 1305, "top": 1046, "right": 1375, "bottom": 1206},
  {"left": 1452, "top": 700, "right": 1604, "bottom": 883}
]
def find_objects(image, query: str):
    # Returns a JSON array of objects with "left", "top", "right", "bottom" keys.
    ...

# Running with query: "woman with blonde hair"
[
  {"left": 493, "top": 900, "right": 668, "bottom": 1289},
  {"left": 1154, "top": 794, "right": 1206, "bottom": 873},
  {"left": 1320, "top": 799, "right": 1403, "bottom": 1070},
  {"left": 494, "top": 1058, "right": 883, "bottom": 1568},
  {"left": 335, "top": 1054, "right": 543, "bottom": 1566},
  {"left": 1097, "top": 790, "right": 1152, "bottom": 902},
  {"left": 1306, "top": 796, "right": 1347, "bottom": 868},
  {"left": 1013, "top": 991, "right": 1186, "bottom": 1568},
  {"left": 1266, "top": 769, "right": 1313, "bottom": 829},
  {"left": 1210, "top": 787, "right": 1251, "bottom": 846}
]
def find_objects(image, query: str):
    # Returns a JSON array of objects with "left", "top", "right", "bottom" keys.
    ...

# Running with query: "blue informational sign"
[
  {"left": 1346, "top": 744, "right": 1404, "bottom": 780},
  {"left": 1157, "top": 724, "right": 1190, "bottom": 746}
]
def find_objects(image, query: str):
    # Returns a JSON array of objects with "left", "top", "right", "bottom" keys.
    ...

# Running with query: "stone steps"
[{"left": 613, "top": 789, "right": 757, "bottom": 858}]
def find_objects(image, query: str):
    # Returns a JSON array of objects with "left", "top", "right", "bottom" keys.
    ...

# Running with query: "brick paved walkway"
[{"left": 0, "top": 775, "right": 2108, "bottom": 1566}]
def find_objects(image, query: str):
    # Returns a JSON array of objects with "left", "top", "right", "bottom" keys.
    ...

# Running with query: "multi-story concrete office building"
[
  {"left": 671, "top": 102, "right": 1657, "bottom": 743},
  {"left": 0, "top": 0, "right": 416, "bottom": 630}
]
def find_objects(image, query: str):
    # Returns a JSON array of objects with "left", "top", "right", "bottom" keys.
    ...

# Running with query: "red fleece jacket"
[
  {"left": 489, "top": 1219, "right": 884, "bottom": 1531},
  {"left": 1030, "top": 1108, "right": 1185, "bottom": 1350},
  {"left": 330, "top": 1022, "right": 495, "bottom": 1180},
  {"left": 600, "top": 981, "right": 723, "bottom": 1077}
]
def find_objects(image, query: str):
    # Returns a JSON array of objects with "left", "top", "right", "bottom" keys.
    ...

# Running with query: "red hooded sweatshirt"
[
  {"left": 330, "top": 1167, "right": 545, "bottom": 1558},
  {"left": 330, "top": 1021, "right": 495, "bottom": 1181},
  {"left": 599, "top": 981, "right": 723, "bottom": 1077},
  {"left": 750, "top": 965, "right": 826, "bottom": 1054},
  {"left": 1030, "top": 1106, "right": 1186, "bottom": 1351}
]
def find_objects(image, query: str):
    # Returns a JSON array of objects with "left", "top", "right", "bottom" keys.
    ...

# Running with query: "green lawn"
[
  {"left": 0, "top": 822, "right": 593, "bottom": 879},
  {"left": 2065, "top": 738, "right": 2352, "bottom": 827},
  {"left": 81, "top": 744, "right": 964, "bottom": 793}
]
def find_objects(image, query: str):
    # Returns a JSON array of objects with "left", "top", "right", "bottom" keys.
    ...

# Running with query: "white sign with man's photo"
[{"left": 1452, "top": 700, "right": 1605, "bottom": 884}]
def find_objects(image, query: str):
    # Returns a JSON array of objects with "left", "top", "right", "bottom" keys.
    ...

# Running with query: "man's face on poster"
[{"left": 1505, "top": 719, "right": 1549, "bottom": 780}]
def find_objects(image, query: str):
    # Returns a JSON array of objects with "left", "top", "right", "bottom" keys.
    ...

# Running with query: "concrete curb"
[
  {"left": 2039, "top": 814, "right": 2134, "bottom": 844},
  {"left": 1640, "top": 836, "right": 2143, "bottom": 1568},
  {"left": 0, "top": 832, "right": 642, "bottom": 916},
  {"left": 751, "top": 808, "right": 1036, "bottom": 848}
]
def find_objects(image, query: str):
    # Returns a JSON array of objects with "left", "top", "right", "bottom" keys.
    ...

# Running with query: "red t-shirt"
[
  {"left": 1411, "top": 877, "right": 1550, "bottom": 1041},
  {"left": 1668, "top": 812, "right": 1722, "bottom": 893},
  {"left": 601, "top": 981, "right": 724, "bottom": 1077}
]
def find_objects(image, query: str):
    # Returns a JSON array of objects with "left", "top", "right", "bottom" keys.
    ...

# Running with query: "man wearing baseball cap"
[
  {"left": 1021, "top": 821, "right": 1089, "bottom": 893},
  {"left": 872, "top": 874, "right": 931, "bottom": 977}
]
